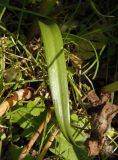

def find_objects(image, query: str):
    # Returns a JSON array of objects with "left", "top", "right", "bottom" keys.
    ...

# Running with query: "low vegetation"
[{"left": 0, "top": 0, "right": 118, "bottom": 160}]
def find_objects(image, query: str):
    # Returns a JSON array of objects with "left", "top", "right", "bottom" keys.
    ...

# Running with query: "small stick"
[
  {"left": 0, "top": 88, "right": 32, "bottom": 116},
  {"left": 39, "top": 126, "right": 60, "bottom": 160},
  {"left": 18, "top": 110, "right": 52, "bottom": 160}
]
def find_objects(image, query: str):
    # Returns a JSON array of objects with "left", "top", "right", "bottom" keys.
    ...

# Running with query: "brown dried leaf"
[
  {"left": 86, "top": 102, "right": 118, "bottom": 156},
  {"left": 87, "top": 90, "right": 101, "bottom": 106}
]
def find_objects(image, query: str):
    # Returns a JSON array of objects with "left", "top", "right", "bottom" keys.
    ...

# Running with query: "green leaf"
[
  {"left": 7, "top": 97, "right": 45, "bottom": 128},
  {"left": 37, "top": 19, "right": 75, "bottom": 143},
  {"left": 6, "top": 144, "right": 22, "bottom": 160},
  {"left": 27, "top": 97, "right": 45, "bottom": 116},
  {"left": 71, "top": 113, "right": 79, "bottom": 122},
  {"left": 6, "top": 144, "right": 32, "bottom": 160},
  {"left": 101, "top": 81, "right": 118, "bottom": 93},
  {"left": 50, "top": 132, "right": 91, "bottom": 160}
]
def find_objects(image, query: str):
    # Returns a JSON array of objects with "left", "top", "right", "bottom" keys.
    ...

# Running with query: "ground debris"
[
  {"left": 85, "top": 90, "right": 118, "bottom": 156},
  {"left": 87, "top": 90, "right": 110, "bottom": 107},
  {"left": 87, "top": 90, "right": 101, "bottom": 106}
]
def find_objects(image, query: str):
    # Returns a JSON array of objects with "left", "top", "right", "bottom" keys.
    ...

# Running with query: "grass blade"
[
  {"left": 89, "top": 0, "right": 114, "bottom": 17},
  {"left": 0, "top": 0, "right": 9, "bottom": 21}
]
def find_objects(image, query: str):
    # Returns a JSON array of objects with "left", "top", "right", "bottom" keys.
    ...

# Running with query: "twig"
[
  {"left": 39, "top": 126, "right": 60, "bottom": 160},
  {"left": 0, "top": 88, "right": 32, "bottom": 116},
  {"left": 18, "top": 110, "right": 52, "bottom": 160}
]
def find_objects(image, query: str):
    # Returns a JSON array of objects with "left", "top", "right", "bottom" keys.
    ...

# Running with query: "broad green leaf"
[
  {"left": 6, "top": 144, "right": 22, "bottom": 160},
  {"left": 7, "top": 108, "right": 38, "bottom": 129},
  {"left": 101, "top": 81, "right": 118, "bottom": 93},
  {"left": 7, "top": 97, "right": 45, "bottom": 128},
  {"left": 38, "top": 19, "right": 75, "bottom": 143},
  {"left": 50, "top": 132, "right": 91, "bottom": 160},
  {"left": 6, "top": 144, "right": 32, "bottom": 160},
  {"left": 27, "top": 97, "right": 45, "bottom": 116}
]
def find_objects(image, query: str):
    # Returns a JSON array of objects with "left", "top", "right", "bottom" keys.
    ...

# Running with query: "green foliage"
[
  {"left": 0, "top": 0, "right": 118, "bottom": 159},
  {"left": 6, "top": 144, "right": 33, "bottom": 160},
  {"left": 38, "top": 19, "right": 75, "bottom": 143},
  {"left": 50, "top": 113, "right": 90, "bottom": 160},
  {"left": 102, "top": 81, "right": 118, "bottom": 93},
  {"left": 7, "top": 97, "right": 45, "bottom": 129},
  {"left": 50, "top": 132, "right": 94, "bottom": 160},
  {"left": 64, "top": 32, "right": 106, "bottom": 60}
]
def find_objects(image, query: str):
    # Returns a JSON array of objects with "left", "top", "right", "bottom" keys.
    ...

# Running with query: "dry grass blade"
[
  {"left": 39, "top": 126, "right": 60, "bottom": 160},
  {"left": 18, "top": 110, "right": 52, "bottom": 160}
]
